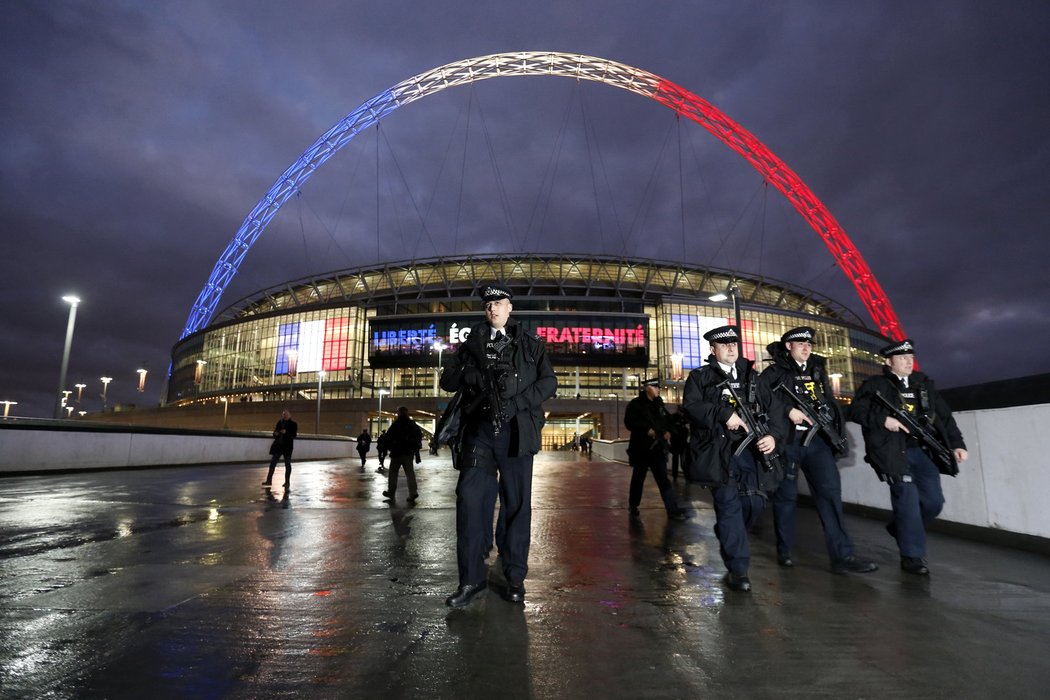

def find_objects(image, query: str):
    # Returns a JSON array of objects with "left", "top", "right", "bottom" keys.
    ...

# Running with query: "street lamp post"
[
  {"left": 137, "top": 368, "right": 148, "bottom": 393},
  {"left": 432, "top": 341, "right": 446, "bottom": 397},
  {"left": 626, "top": 373, "right": 639, "bottom": 400},
  {"left": 607, "top": 393, "right": 620, "bottom": 439},
  {"left": 54, "top": 295, "right": 80, "bottom": 418},
  {"left": 316, "top": 371, "right": 325, "bottom": 433},
  {"left": 1, "top": 400, "right": 16, "bottom": 420},
  {"left": 75, "top": 383, "right": 86, "bottom": 403},
  {"left": 221, "top": 397, "right": 230, "bottom": 430},
  {"left": 709, "top": 284, "right": 743, "bottom": 355},
  {"left": 100, "top": 376, "right": 112, "bottom": 411},
  {"left": 709, "top": 285, "right": 742, "bottom": 331},
  {"left": 377, "top": 388, "right": 390, "bottom": 433}
]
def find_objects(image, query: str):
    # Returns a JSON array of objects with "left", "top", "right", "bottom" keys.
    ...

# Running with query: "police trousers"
[
  {"left": 711, "top": 450, "right": 765, "bottom": 576},
  {"left": 628, "top": 450, "right": 680, "bottom": 514},
  {"left": 888, "top": 447, "right": 945, "bottom": 559},
  {"left": 455, "top": 421, "right": 533, "bottom": 586},
  {"left": 772, "top": 438, "right": 855, "bottom": 563}
]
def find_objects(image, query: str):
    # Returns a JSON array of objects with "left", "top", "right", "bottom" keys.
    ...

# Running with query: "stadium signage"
[{"left": 368, "top": 313, "right": 648, "bottom": 367}]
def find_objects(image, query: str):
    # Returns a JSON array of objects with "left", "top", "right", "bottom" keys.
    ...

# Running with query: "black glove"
[{"left": 462, "top": 366, "right": 483, "bottom": 389}]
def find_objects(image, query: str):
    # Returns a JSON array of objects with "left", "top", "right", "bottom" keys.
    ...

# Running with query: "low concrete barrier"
[
  {"left": 0, "top": 420, "right": 354, "bottom": 474},
  {"left": 591, "top": 405, "right": 1048, "bottom": 542},
  {"left": 590, "top": 438, "right": 628, "bottom": 463},
  {"left": 834, "top": 405, "right": 1048, "bottom": 540}
]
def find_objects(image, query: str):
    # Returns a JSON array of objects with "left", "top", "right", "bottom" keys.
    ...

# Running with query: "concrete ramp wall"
[
  {"left": 834, "top": 404, "right": 1049, "bottom": 540},
  {"left": 0, "top": 422, "right": 354, "bottom": 473}
]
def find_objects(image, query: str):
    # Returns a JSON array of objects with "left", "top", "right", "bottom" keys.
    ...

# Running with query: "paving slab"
[{"left": 1, "top": 452, "right": 1048, "bottom": 699}]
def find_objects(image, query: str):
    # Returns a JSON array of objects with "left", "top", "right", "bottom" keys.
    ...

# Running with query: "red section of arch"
[{"left": 651, "top": 79, "right": 903, "bottom": 341}]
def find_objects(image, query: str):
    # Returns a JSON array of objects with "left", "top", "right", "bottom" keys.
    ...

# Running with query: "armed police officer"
[
  {"left": 851, "top": 338, "right": 968, "bottom": 576},
  {"left": 624, "top": 377, "right": 690, "bottom": 521},
  {"left": 759, "top": 326, "right": 878, "bottom": 575},
  {"left": 682, "top": 325, "right": 788, "bottom": 592},
  {"left": 440, "top": 283, "right": 557, "bottom": 607}
]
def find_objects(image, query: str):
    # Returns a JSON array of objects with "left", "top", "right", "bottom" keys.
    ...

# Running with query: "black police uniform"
[
  {"left": 440, "top": 287, "right": 557, "bottom": 605},
  {"left": 851, "top": 339, "right": 965, "bottom": 573},
  {"left": 623, "top": 382, "right": 687, "bottom": 519},
  {"left": 759, "top": 328, "right": 875, "bottom": 574},
  {"left": 682, "top": 327, "right": 788, "bottom": 589}
]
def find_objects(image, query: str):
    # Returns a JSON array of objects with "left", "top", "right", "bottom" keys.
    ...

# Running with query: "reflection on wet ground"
[{"left": 1, "top": 453, "right": 1048, "bottom": 698}]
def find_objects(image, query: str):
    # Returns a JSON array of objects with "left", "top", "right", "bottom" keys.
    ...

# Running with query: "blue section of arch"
[{"left": 181, "top": 88, "right": 400, "bottom": 338}]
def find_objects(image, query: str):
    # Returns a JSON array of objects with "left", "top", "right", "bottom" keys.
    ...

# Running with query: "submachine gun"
[
  {"left": 483, "top": 332, "right": 515, "bottom": 436},
  {"left": 873, "top": 391, "right": 959, "bottom": 476},
  {"left": 776, "top": 383, "right": 848, "bottom": 455},
  {"left": 719, "top": 377, "right": 783, "bottom": 473}
]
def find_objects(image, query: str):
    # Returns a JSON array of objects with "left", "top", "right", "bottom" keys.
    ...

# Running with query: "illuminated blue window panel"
[{"left": 275, "top": 322, "right": 300, "bottom": 375}]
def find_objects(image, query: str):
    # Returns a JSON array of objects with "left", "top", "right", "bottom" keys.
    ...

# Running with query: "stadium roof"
[{"left": 209, "top": 253, "right": 867, "bottom": 329}]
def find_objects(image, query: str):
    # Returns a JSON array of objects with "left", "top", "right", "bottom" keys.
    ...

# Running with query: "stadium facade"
[{"left": 168, "top": 254, "right": 888, "bottom": 442}]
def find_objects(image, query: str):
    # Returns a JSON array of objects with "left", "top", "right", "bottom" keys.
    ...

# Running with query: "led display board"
[
  {"left": 275, "top": 317, "right": 352, "bottom": 375},
  {"left": 368, "top": 313, "right": 649, "bottom": 367}
]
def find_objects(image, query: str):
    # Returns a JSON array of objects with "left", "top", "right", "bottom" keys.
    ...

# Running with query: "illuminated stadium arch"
[{"left": 182, "top": 51, "right": 904, "bottom": 342}]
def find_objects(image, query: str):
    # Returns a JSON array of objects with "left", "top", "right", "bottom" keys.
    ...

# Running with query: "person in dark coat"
[
  {"left": 376, "top": 430, "right": 389, "bottom": 473},
  {"left": 440, "top": 283, "right": 557, "bottom": 607},
  {"left": 624, "top": 378, "right": 689, "bottom": 520},
  {"left": 850, "top": 338, "right": 968, "bottom": 575},
  {"left": 356, "top": 430, "right": 371, "bottom": 468},
  {"left": 682, "top": 325, "right": 788, "bottom": 593},
  {"left": 263, "top": 409, "right": 298, "bottom": 488},
  {"left": 759, "top": 326, "right": 878, "bottom": 575},
  {"left": 668, "top": 408, "right": 689, "bottom": 480},
  {"left": 382, "top": 407, "right": 423, "bottom": 502}
]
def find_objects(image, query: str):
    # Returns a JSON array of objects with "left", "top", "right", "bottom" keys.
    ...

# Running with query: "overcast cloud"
[{"left": 2, "top": 0, "right": 1048, "bottom": 417}]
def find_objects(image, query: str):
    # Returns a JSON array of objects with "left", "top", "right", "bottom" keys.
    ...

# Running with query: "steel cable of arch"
[
  {"left": 376, "top": 123, "right": 439, "bottom": 260},
  {"left": 522, "top": 82, "right": 579, "bottom": 254},
  {"left": 181, "top": 51, "right": 904, "bottom": 342}
]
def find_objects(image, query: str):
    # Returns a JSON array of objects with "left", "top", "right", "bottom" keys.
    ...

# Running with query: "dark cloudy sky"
[{"left": 2, "top": 0, "right": 1048, "bottom": 417}]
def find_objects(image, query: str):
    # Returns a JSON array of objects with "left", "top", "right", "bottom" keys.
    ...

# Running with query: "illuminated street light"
[
  {"left": 709, "top": 285, "right": 742, "bottom": 343},
  {"left": 100, "top": 376, "right": 113, "bottom": 411},
  {"left": 61, "top": 390, "right": 72, "bottom": 409},
  {"left": 607, "top": 393, "right": 620, "bottom": 440},
  {"left": 220, "top": 396, "right": 230, "bottom": 430},
  {"left": 432, "top": 340, "right": 446, "bottom": 397},
  {"left": 65, "top": 406, "right": 74, "bottom": 417},
  {"left": 195, "top": 359, "right": 207, "bottom": 385},
  {"left": 378, "top": 388, "right": 390, "bottom": 433},
  {"left": 54, "top": 294, "right": 80, "bottom": 419},
  {"left": 137, "top": 367, "right": 148, "bottom": 393},
  {"left": 1, "top": 400, "right": 16, "bottom": 420},
  {"left": 75, "top": 383, "right": 87, "bottom": 402}
]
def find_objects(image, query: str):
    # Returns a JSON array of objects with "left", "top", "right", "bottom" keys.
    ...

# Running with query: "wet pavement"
[{"left": 1, "top": 452, "right": 1048, "bottom": 699}]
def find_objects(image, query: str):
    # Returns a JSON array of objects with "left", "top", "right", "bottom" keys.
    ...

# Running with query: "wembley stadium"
[{"left": 165, "top": 253, "right": 889, "bottom": 445}]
